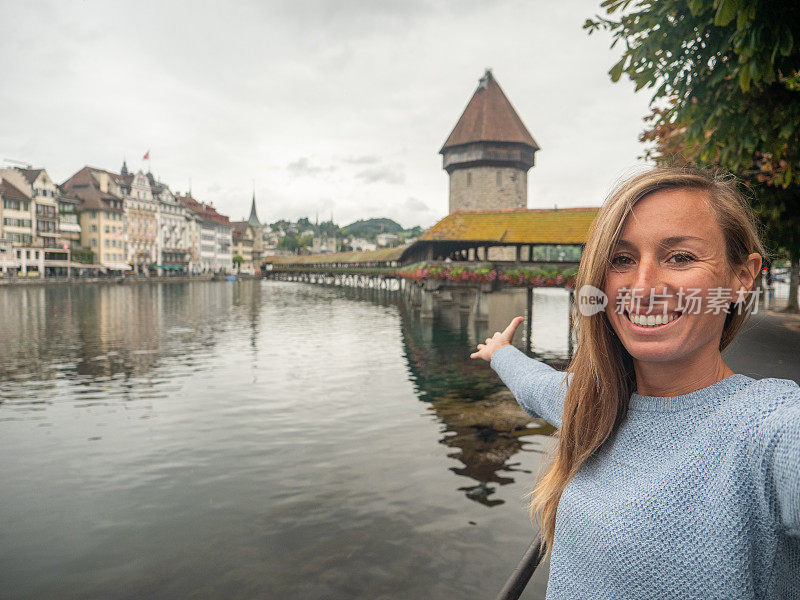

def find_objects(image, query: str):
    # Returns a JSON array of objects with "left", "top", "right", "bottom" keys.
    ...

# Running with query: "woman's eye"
[
  {"left": 610, "top": 255, "right": 633, "bottom": 266},
  {"left": 669, "top": 253, "right": 695, "bottom": 265}
]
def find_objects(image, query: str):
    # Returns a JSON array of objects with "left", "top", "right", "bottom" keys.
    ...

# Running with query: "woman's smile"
[{"left": 623, "top": 308, "right": 683, "bottom": 329}]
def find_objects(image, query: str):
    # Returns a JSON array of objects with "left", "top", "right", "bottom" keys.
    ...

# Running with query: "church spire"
[{"left": 247, "top": 191, "right": 261, "bottom": 227}]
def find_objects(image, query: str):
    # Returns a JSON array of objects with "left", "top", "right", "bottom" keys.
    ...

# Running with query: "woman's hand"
[{"left": 470, "top": 316, "right": 525, "bottom": 362}]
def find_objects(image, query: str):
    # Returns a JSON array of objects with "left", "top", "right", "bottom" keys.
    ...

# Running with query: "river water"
[{"left": 0, "top": 280, "right": 570, "bottom": 600}]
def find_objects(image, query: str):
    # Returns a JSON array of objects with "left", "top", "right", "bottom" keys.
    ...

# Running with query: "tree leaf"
[
  {"left": 688, "top": 0, "right": 705, "bottom": 16},
  {"left": 609, "top": 57, "right": 626, "bottom": 82},
  {"left": 739, "top": 64, "right": 751, "bottom": 92},
  {"left": 780, "top": 27, "right": 794, "bottom": 57},
  {"left": 714, "top": 0, "right": 738, "bottom": 27}
]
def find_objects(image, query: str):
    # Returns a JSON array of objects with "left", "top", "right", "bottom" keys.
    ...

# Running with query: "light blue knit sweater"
[{"left": 490, "top": 344, "right": 800, "bottom": 600}]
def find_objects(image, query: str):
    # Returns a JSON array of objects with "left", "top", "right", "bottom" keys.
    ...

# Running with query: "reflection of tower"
[
  {"left": 440, "top": 69, "right": 540, "bottom": 214},
  {"left": 396, "top": 297, "right": 556, "bottom": 506}
]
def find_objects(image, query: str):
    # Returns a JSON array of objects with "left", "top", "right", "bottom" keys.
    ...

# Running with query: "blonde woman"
[{"left": 471, "top": 167, "right": 799, "bottom": 599}]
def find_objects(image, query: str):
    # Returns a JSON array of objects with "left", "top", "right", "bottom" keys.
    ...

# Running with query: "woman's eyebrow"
[{"left": 614, "top": 235, "right": 706, "bottom": 250}]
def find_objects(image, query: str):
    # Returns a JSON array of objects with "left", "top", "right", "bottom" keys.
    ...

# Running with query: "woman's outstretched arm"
[
  {"left": 754, "top": 396, "right": 800, "bottom": 537},
  {"left": 470, "top": 316, "right": 568, "bottom": 428}
]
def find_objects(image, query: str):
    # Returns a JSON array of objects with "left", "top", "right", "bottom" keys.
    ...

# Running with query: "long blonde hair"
[{"left": 531, "top": 166, "right": 767, "bottom": 554}]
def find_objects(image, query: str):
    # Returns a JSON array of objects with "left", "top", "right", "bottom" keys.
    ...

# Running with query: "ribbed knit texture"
[{"left": 490, "top": 344, "right": 800, "bottom": 600}]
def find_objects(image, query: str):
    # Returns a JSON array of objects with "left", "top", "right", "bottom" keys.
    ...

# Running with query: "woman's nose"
[{"left": 631, "top": 257, "right": 662, "bottom": 297}]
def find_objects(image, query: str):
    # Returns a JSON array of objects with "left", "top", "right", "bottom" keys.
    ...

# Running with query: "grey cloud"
[
  {"left": 355, "top": 165, "right": 405, "bottom": 185},
  {"left": 287, "top": 157, "right": 335, "bottom": 176},
  {"left": 403, "top": 197, "right": 431, "bottom": 212}
]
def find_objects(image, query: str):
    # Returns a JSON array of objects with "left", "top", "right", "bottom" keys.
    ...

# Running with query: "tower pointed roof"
[
  {"left": 440, "top": 69, "right": 539, "bottom": 152},
  {"left": 247, "top": 192, "right": 261, "bottom": 227}
]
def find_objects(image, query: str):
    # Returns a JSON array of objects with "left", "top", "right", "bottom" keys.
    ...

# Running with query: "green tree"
[
  {"left": 71, "top": 248, "right": 95, "bottom": 264},
  {"left": 586, "top": 0, "right": 800, "bottom": 309},
  {"left": 232, "top": 254, "right": 244, "bottom": 273},
  {"left": 278, "top": 232, "right": 300, "bottom": 253}
]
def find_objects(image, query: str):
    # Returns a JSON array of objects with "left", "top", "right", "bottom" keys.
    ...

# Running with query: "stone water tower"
[{"left": 440, "top": 69, "right": 540, "bottom": 214}]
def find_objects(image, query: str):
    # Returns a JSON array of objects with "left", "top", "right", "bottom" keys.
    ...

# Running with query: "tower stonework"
[{"left": 440, "top": 70, "right": 539, "bottom": 214}]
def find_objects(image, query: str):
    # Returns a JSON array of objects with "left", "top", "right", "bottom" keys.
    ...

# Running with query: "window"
[
  {"left": 3, "top": 218, "right": 31, "bottom": 227},
  {"left": 90, "top": 224, "right": 97, "bottom": 233},
  {"left": 91, "top": 239, "right": 97, "bottom": 247},
  {"left": 104, "top": 240, "right": 110, "bottom": 247},
  {"left": 91, "top": 211, "right": 97, "bottom": 219},
  {"left": 466, "top": 172, "right": 472, "bottom": 187},
  {"left": 3, "top": 199, "right": 29, "bottom": 211},
  {"left": 496, "top": 171, "right": 502, "bottom": 185},
  {"left": 104, "top": 225, "right": 110, "bottom": 233}
]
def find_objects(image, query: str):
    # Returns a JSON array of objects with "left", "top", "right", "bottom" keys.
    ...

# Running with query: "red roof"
[
  {"left": 441, "top": 70, "right": 539, "bottom": 152},
  {"left": 177, "top": 194, "right": 230, "bottom": 226},
  {"left": 0, "top": 179, "right": 32, "bottom": 202},
  {"left": 61, "top": 167, "right": 124, "bottom": 212},
  {"left": 18, "top": 168, "right": 44, "bottom": 185}
]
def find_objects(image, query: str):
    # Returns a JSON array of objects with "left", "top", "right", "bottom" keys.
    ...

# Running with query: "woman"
[{"left": 471, "top": 167, "right": 799, "bottom": 599}]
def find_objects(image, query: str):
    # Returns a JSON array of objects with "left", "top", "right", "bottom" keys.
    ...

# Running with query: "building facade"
[
  {"left": 177, "top": 194, "right": 232, "bottom": 273},
  {"left": 148, "top": 172, "right": 190, "bottom": 271},
  {"left": 0, "top": 167, "right": 71, "bottom": 276},
  {"left": 124, "top": 168, "right": 159, "bottom": 273},
  {"left": 61, "top": 167, "right": 128, "bottom": 270},
  {"left": 230, "top": 194, "right": 264, "bottom": 272}
]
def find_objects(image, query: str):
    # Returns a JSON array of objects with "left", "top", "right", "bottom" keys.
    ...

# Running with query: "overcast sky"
[{"left": 1, "top": 0, "right": 653, "bottom": 229}]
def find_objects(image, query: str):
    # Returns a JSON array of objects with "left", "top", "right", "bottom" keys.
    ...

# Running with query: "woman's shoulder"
[
  {"left": 731, "top": 376, "right": 800, "bottom": 448},
  {"left": 733, "top": 375, "right": 800, "bottom": 416}
]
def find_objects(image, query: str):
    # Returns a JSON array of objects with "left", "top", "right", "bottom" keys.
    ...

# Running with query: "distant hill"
[{"left": 342, "top": 218, "right": 404, "bottom": 240}]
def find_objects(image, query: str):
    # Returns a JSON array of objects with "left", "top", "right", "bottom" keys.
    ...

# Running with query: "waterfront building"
[
  {"left": 214, "top": 213, "right": 232, "bottom": 273},
  {"left": 22, "top": 169, "right": 62, "bottom": 251},
  {"left": 231, "top": 221, "right": 254, "bottom": 269},
  {"left": 61, "top": 167, "right": 129, "bottom": 271},
  {"left": 176, "top": 194, "right": 202, "bottom": 273},
  {"left": 124, "top": 167, "right": 159, "bottom": 274},
  {"left": 440, "top": 69, "right": 540, "bottom": 214},
  {"left": 147, "top": 173, "right": 190, "bottom": 272},
  {"left": 230, "top": 193, "right": 264, "bottom": 272},
  {"left": 177, "top": 193, "right": 231, "bottom": 273},
  {"left": 57, "top": 190, "right": 82, "bottom": 251},
  {"left": 0, "top": 176, "right": 34, "bottom": 248},
  {"left": 0, "top": 167, "right": 71, "bottom": 276}
]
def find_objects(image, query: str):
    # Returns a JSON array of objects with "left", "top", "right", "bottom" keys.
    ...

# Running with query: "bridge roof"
[
  {"left": 419, "top": 207, "right": 599, "bottom": 245},
  {"left": 266, "top": 246, "right": 406, "bottom": 265}
]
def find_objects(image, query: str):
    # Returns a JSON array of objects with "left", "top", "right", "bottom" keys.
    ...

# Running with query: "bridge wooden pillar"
[
  {"left": 526, "top": 287, "right": 533, "bottom": 355},
  {"left": 568, "top": 288, "right": 575, "bottom": 358}
]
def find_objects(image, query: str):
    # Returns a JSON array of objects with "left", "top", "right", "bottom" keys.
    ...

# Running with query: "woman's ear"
[{"left": 732, "top": 252, "right": 763, "bottom": 298}]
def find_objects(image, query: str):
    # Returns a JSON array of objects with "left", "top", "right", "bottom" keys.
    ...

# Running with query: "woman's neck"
[{"left": 632, "top": 348, "right": 734, "bottom": 397}]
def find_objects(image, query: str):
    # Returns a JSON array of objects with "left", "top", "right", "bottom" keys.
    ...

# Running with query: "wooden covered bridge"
[{"left": 262, "top": 206, "right": 599, "bottom": 279}]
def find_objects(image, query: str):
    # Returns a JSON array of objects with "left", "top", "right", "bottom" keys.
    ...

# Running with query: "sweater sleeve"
[
  {"left": 489, "top": 344, "right": 570, "bottom": 428},
  {"left": 755, "top": 398, "right": 800, "bottom": 537}
]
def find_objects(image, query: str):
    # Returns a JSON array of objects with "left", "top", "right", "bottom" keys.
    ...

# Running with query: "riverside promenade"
[{"left": 724, "top": 309, "right": 800, "bottom": 381}]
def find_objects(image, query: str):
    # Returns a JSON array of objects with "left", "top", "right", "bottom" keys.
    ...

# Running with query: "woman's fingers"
[{"left": 502, "top": 316, "right": 525, "bottom": 341}]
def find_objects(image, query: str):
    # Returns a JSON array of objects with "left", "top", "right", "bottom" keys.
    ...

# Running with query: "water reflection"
[
  {"left": 396, "top": 294, "right": 557, "bottom": 506},
  {"left": 0, "top": 280, "right": 557, "bottom": 600}
]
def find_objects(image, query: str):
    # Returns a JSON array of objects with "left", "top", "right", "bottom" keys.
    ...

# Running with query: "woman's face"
[{"left": 602, "top": 188, "right": 757, "bottom": 365}]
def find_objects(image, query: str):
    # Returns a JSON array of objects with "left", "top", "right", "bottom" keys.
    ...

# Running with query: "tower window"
[
  {"left": 466, "top": 172, "right": 472, "bottom": 187},
  {"left": 497, "top": 171, "right": 502, "bottom": 185}
]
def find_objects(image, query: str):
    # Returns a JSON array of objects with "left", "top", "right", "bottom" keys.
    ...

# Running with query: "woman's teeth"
[{"left": 626, "top": 311, "right": 680, "bottom": 327}]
